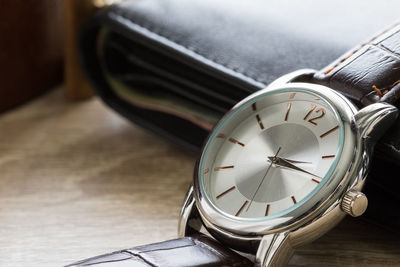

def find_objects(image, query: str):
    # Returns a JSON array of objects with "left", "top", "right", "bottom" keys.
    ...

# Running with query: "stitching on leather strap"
[
  {"left": 108, "top": 10, "right": 267, "bottom": 88},
  {"left": 320, "top": 23, "right": 400, "bottom": 104},
  {"left": 372, "top": 80, "right": 400, "bottom": 98},
  {"left": 324, "top": 23, "right": 400, "bottom": 75}
]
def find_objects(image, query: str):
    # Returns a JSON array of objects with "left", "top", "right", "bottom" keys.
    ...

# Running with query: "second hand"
[{"left": 246, "top": 146, "right": 281, "bottom": 212}]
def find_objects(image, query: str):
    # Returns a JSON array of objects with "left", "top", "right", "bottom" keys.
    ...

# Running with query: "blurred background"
[{"left": 0, "top": 0, "right": 118, "bottom": 111}]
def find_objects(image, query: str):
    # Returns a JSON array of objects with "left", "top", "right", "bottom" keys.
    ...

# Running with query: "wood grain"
[{"left": 0, "top": 88, "right": 398, "bottom": 266}]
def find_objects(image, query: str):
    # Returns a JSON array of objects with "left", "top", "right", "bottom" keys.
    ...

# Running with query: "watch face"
[{"left": 198, "top": 89, "right": 343, "bottom": 220}]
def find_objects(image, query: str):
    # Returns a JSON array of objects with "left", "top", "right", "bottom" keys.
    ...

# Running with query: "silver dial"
[{"left": 200, "top": 90, "right": 342, "bottom": 219}]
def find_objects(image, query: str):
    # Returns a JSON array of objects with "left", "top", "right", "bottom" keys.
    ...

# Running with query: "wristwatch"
[{"left": 69, "top": 23, "right": 400, "bottom": 267}]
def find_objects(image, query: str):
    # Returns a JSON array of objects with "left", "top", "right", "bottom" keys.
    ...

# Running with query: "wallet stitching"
[{"left": 108, "top": 10, "right": 267, "bottom": 87}]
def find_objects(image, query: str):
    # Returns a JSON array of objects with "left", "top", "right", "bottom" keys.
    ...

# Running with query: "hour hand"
[{"left": 268, "top": 156, "right": 321, "bottom": 179}]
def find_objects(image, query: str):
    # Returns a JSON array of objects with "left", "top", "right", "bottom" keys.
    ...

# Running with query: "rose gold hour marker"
[
  {"left": 308, "top": 108, "right": 326, "bottom": 125},
  {"left": 256, "top": 114, "right": 264, "bottom": 130},
  {"left": 291, "top": 196, "right": 297, "bottom": 204},
  {"left": 312, "top": 178, "right": 320, "bottom": 184},
  {"left": 235, "top": 200, "right": 249, "bottom": 216},
  {"left": 322, "top": 155, "right": 335, "bottom": 159},
  {"left": 214, "top": 166, "right": 234, "bottom": 171},
  {"left": 229, "top": 137, "right": 245, "bottom": 147},
  {"left": 216, "top": 186, "right": 236, "bottom": 199},
  {"left": 289, "top": 92, "right": 296, "bottom": 99},
  {"left": 216, "top": 133, "right": 226, "bottom": 138},
  {"left": 284, "top": 102, "right": 292, "bottom": 121},
  {"left": 320, "top": 125, "right": 339, "bottom": 138},
  {"left": 204, "top": 168, "right": 209, "bottom": 174},
  {"left": 265, "top": 204, "right": 271, "bottom": 216},
  {"left": 315, "top": 97, "right": 321, "bottom": 100},
  {"left": 304, "top": 104, "right": 316, "bottom": 120},
  {"left": 252, "top": 103, "right": 257, "bottom": 111}
]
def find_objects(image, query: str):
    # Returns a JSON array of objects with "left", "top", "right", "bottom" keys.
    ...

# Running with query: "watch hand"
[
  {"left": 268, "top": 156, "right": 321, "bottom": 179},
  {"left": 246, "top": 147, "right": 281, "bottom": 212},
  {"left": 274, "top": 157, "right": 311, "bottom": 164}
]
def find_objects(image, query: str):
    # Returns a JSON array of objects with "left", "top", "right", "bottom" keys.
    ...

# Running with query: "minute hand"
[
  {"left": 268, "top": 156, "right": 322, "bottom": 179},
  {"left": 278, "top": 158, "right": 311, "bottom": 164}
]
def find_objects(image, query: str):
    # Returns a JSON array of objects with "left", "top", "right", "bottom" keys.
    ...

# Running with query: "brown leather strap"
[
  {"left": 312, "top": 22, "right": 400, "bottom": 234},
  {"left": 67, "top": 234, "right": 252, "bottom": 267},
  {"left": 313, "top": 23, "right": 400, "bottom": 107}
]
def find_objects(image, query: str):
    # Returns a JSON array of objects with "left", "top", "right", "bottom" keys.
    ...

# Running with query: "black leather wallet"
[{"left": 79, "top": 0, "right": 400, "bottom": 232}]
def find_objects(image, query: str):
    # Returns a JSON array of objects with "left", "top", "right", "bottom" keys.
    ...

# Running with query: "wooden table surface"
[{"left": 0, "top": 88, "right": 399, "bottom": 267}]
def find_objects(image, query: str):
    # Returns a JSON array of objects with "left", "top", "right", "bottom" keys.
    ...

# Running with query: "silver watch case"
[{"left": 178, "top": 69, "right": 398, "bottom": 266}]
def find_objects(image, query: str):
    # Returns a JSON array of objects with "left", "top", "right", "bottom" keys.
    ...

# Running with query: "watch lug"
[
  {"left": 255, "top": 232, "right": 293, "bottom": 267},
  {"left": 354, "top": 103, "right": 398, "bottom": 143},
  {"left": 178, "top": 184, "right": 202, "bottom": 237},
  {"left": 267, "top": 69, "right": 316, "bottom": 88}
]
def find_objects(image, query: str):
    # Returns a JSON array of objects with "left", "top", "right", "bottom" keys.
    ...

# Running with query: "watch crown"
[{"left": 341, "top": 190, "right": 368, "bottom": 217}]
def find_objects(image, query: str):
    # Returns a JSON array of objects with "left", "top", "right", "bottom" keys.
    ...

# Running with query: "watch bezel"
[{"left": 193, "top": 82, "right": 360, "bottom": 237}]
